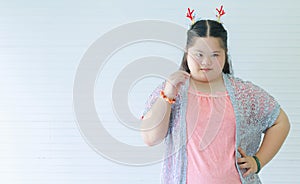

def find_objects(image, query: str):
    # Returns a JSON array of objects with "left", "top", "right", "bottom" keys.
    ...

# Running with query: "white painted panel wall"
[{"left": 0, "top": 0, "right": 299, "bottom": 183}]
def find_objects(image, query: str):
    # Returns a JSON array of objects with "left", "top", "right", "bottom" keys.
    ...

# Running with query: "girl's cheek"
[{"left": 187, "top": 59, "right": 196, "bottom": 69}]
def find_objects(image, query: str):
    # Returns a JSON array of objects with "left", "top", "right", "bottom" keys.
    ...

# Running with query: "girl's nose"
[{"left": 200, "top": 57, "right": 212, "bottom": 67}]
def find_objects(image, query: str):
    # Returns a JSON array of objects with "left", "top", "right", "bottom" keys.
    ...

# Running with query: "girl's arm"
[
  {"left": 255, "top": 108, "right": 290, "bottom": 168},
  {"left": 141, "top": 70, "right": 190, "bottom": 146},
  {"left": 238, "top": 108, "right": 290, "bottom": 177},
  {"left": 140, "top": 97, "right": 172, "bottom": 146}
]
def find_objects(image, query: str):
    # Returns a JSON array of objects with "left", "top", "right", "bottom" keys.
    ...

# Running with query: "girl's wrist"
[
  {"left": 160, "top": 90, "right": 176, "bottom": 104},
  {"left": 252, "top": 155, "right": 261, "bottom": 174},
  {"left": 164, "top": 81, "right": 177, "bottom": 98},
  {"left": 162, "top": 91, "right": 175, "bottom": 99},
  {"left": 162, "top": 87, "right": 176, "bottom": 99}
]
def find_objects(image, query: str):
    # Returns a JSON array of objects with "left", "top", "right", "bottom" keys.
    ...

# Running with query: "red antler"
[
  {"left": 216, "top": 5, "right": 225, "bottom": 17},
  {"left": 186, "top": 8, "right": 195, "bottom": 21}
]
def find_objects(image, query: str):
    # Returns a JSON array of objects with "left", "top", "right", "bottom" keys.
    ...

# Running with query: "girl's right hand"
[{"left": 163, "top": 70, "right": 190, "bottom": 99}]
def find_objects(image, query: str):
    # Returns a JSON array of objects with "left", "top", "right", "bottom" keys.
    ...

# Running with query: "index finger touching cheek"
[{"left": 178, "top": 70, "right": 190, "bottom": 77}]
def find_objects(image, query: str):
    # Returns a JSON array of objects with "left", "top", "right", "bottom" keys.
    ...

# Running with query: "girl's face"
[{"left": 187, "top": 37, "right": 226, "bottom": 82}]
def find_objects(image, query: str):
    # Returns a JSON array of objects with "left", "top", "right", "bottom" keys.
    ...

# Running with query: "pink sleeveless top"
[{"left": 186, "top": 89, "right": 242, "bottom": 184}]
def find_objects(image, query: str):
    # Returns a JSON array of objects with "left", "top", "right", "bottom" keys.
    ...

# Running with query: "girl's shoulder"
[
  {"left": 226, "top": 74, "right": 254, "bottom": 86},
  {"left": 224, "top": 74, "right": 271, "bottom": 96}
]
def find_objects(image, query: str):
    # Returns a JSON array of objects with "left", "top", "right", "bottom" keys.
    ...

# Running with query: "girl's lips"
[{"left": 200, "top": 68, "right": 212, "bottom": 72}]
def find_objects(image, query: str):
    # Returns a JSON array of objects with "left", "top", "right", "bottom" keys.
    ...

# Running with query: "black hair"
[{"left": 180, "top": 19, "right": 232, "bottom": 74}]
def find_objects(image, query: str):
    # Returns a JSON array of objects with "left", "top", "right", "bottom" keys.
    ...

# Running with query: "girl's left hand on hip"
[{"left": 237, "top": 147, "right": 258, "bottom": 177}]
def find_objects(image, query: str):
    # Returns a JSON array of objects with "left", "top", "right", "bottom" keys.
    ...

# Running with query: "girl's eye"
[
  {"left": 212, "top": 54, "right": 219, "bottom": 57},
  {"left": 196, "top": 53, "right": 203, "bottom": 57}
]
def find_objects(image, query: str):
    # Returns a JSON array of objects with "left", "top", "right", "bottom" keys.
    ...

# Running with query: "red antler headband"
[{"left": 186, "top": 5, "right": 226, "bottom": 25}]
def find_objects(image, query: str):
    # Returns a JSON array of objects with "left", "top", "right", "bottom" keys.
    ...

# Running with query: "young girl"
[{"left": 141, "top": 20, "right": 290, "bottom": 184}]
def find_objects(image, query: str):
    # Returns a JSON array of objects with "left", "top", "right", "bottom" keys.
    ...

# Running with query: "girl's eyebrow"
[
  {"left": 190, "top": 49, "right": 204, "bottom": 53},
  {"left": 192, "top": 50, "right": 221, "bottom": 53}
]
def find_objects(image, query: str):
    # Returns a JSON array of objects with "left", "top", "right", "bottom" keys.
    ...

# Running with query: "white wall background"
[{"left": 0, "top": 0, "right": 299, "bottom": 183}]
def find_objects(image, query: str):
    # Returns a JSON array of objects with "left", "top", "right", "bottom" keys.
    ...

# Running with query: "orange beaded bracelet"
[{"left": 160, "top": 90, "right": 176, "bottom": 104}]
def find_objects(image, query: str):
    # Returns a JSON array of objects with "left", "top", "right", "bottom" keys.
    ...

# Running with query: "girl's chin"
[
  {"left": 190, "top": 73, "right": 220, "bottom": 83},
  {"left": 191, "top": 76, "right": 210, "bottom": 83}
]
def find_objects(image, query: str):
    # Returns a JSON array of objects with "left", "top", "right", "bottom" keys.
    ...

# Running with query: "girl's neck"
[{"left": 189, "top": 74, "right": 226, "bottom": 94}]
